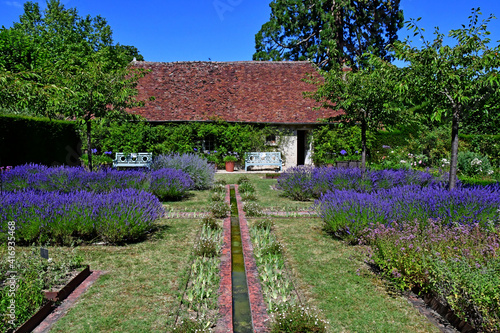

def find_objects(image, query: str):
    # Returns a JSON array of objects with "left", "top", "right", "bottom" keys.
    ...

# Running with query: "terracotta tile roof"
[{"left": 128, "top": 61, "right": 341, "bottom": 124}]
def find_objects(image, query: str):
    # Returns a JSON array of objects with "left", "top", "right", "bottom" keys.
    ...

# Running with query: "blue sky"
[{"left": 1, "top": 0, "right": 499, "bottom": 63}]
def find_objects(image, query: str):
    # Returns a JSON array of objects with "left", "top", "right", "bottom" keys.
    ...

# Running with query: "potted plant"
[
  {"left": 223, "top": 155, "right": 238, "bottom": 172},
  {"left": 336, "top": 149, "right": 361, "bottom": 168}
]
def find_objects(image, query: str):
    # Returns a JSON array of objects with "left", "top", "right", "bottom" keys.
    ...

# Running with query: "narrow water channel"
[{"left": 230, "top": 186, "right": 253, "bottom": 333}]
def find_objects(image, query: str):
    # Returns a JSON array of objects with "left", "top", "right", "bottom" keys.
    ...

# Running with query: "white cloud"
[{"left": 4, "top": 1, "right": 23, "bottom": 7}]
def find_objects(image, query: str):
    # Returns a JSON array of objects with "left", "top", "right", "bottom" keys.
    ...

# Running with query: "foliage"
[
  {"left": 237, "top": 175, "right": 250, "bottom": 184},
  {"left": 310, "top": 54, "right": 407, "bottom": 169},
  {"left": 222, "top": 154, "right": 238, "bottom": 162},
  {"left": 209, "top": 201, "right": 230, "bottom": 219},
  {"left": 269, "top": 305, "right": 328, "bottom": 333},
  {"left": 200, "top": 216, "right": 219, "bottom": 230},
  {"left": 151, "top": 153, "right": 215, "bottom": 190},
  {"left": 3, "top": 164, "right": 193, "bottom": 200},
  {"left": 460, "top": 133, "right": 500, "bottom": 168},
  {"left": 363, "top": 220, "right": 500, "bottom": 332},
  {"left": 457, "top": 151, "right": 494, "bottom": 177},
  {"left": 312, "top": 124, "right": 375, "bottom": 165},
  {"left": 317, "top": 183, "right": 500, "bottom": 241},
  {"left": 393, "top": 9, "right": 500, "bottom": 189},
  {"left": 243, "top": 202, "right": 264, "bottom": 217},
  {"left": 0, "top": 246, "right": 84, "bottom": 331},
  {"left": 0, "top": 0, "right": 147, "bottom": 171},
  {"left": 278, "top": 166, "right": 443, "bottom": 200},
  {"left": 253, "top": 218, "right": 274, "bottom": 230},
  {"left": 238, "top": 181, "right": 256, "bottom": 194},
  {"left": 0, "top": 114, "right": 80, "bottom": 167},
  {"left": 0, "top": 189, "right": 165, "bottom": 244},
  {"left": 253, "top": 0, "right": 404, "bottom": 69},
  {"left": 149, "top": 168, "right": 194, "bottom": 201}
]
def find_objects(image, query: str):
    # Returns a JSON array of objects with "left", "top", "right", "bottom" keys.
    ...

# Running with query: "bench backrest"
[
  {"left": 245, "top": 152, "right": 281, "bottom": 164},
  {"left": 113, "top": 153, "right": 153, "bottom": 168}
]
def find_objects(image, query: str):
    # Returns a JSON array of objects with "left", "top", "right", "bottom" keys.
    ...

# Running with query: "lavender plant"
[
  {"left": 2, "top": 164, "right": 194, "bottom": 200},
  {"left": 317, "top": 185, "right": 500, "bottom": 240},
  {"left": 278, "top": 166, "right": 444, "bottom": 200},
  {"left": 0, "top": 189, "right": 165, "bottom": 244},
  {"left": 151, "top": 153, "right": 215, "bottom": 190},
  {"left": 150, "top": 168, "right": 193, "bottom": 200}
]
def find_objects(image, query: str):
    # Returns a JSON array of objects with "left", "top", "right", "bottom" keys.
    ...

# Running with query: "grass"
[
  {"left": 48, "top": 218, "right": 198, "bottom": 332},
  {"left": 164, "top": 173, "right": 312, "bottom": 213},
  {"left": 272, "top": 217, "right": 440, "bottom": 333}
]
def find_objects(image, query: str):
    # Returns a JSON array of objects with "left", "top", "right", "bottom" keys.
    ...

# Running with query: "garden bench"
[
  {"left": 245, "top": 152, "right": 282, "bottom": 171},
  {"left": 113, "top": 153, "right": 153, "bottom": 168}
]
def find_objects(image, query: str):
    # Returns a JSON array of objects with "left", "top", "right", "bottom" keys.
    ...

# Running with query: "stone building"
[{"left": 128, "top": 61, "right": 341, "bottom": 169}]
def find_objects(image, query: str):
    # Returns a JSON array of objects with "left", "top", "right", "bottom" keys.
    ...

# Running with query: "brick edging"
[
  {"left": 215, "top": 186, "right": 233, "bottom": 332},
  {"left": 235, "top": 185, "right": 270, "bottom": 333}
]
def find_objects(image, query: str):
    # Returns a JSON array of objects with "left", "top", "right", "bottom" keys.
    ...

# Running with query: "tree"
[
  {"left": 56, "top": 59, "right": 145, "bottom": 171},
  {"left": 253, "top": 0, "right": 404, "bottom": 69},
  {"left": 0, "top": 0, "right": 143, "bottom": 73},
  {"left": 393, "top": 8, "right": 500, "bottom": 190},
  {"left": 0, "top": 0, "right": 147, "bottom": 169},
  {"left": 309, "top": 54, "right": 406, "bottom": 171}
]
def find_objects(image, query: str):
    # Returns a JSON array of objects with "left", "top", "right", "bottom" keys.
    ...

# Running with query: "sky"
[{"left": 1, "top": 0, "right": 499, "bottom": 63}]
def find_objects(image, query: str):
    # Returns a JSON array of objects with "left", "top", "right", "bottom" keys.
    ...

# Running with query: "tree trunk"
[
  {"left": 86, "top": 119, "right": 93, "bottom": 172},
  {"left": 448, "top": 106, "right": 460, "bottom": 190},
  {"left": 361, "top": 118, "right": 367, "bottom": 176}
]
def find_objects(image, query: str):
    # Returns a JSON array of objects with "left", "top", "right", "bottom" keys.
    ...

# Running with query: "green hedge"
[
  {"left": 0, "top": 115, "right": 80, "bottom": 167},
  {"left": 88, "top": 120, "right": 282, "bottom": 166},
  {"left": 460, "top": 133, "right": 500, "bottom": 168}
]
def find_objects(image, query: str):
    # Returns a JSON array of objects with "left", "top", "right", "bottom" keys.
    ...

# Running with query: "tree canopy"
[
  {"left": 310, "top": 54, "right": 406, "bottom": 170},
  {"left": 0, "top": 0, "right": 147, "bottom": 170},
  {"left": 393, "top": 8, "right": 500, "bottom": 189},
  {"left": 253, "top": 0, "right": 404, "bottom": 69},
  {"left": 0, "top": 0, "right": 143, "bottom": 74}
]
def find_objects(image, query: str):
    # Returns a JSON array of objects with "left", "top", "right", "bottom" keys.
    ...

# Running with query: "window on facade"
[
  {"left": 266, "top": 134, "right": 277, "bottom": 145},
  {"left": 198, "top": 135, "right": 218, "bottom": 152}
]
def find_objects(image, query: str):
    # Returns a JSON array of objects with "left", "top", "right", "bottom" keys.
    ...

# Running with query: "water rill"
[{"left": 230, "top": 186, "right": 253, "bottom": 332}]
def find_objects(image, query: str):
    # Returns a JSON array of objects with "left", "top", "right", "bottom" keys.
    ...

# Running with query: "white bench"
[
  {"left": 113, "top": 153, "right": 153, "bottom": 168},
  {"left": 245, "top": 152, "right": 282, "bottom": 171}
]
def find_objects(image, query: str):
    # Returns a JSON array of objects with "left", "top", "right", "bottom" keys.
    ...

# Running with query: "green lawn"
[
  {"left": 272, "top": 217, "right": 439, "bottom": 333},
  {"left": 34, "top": 172, "right": 440, "bottom": 332},
  {"left": 49, "top": 218, "right": 196, "bottom": 332}
]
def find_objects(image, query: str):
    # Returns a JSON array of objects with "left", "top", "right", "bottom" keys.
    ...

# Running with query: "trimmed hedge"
[{"left": 0, "top": 115, "right": 80, "bottom": 167}]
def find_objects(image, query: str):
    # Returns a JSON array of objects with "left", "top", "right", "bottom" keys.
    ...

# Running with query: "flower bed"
[
  {"left": 277, "top": 166, "right": 445, "bottom": 200},
  {"left": 2, "top": 164, "right": 193, "bottom": 200},
  {"left": 317, "top": 184, "right": 500, "bottom": 240},
  {"left": 306, "top": 166, "right": 500, "bottom": 332},
  {"left": 0, "top": 189, "right": 165, "bottom": 244},
  {"left": 363, "top": 220, "right": 500, "bottom": 332}
]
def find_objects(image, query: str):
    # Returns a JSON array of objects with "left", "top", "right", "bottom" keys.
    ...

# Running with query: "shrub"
[
  {"left": 269, "top": 305, "right": 327, "bottom": 333},
  {"left": 457, "top": 151, "right": 493, "bottom": 177},
  {"left": 241, "top": 192, "right": 257, "bottom": 201},
  {"left": 363, "top": 220, "right": 500, "bottom": 332},
  {"left": 194, "top": 236, "right": 219, "bottom": 257},
  {"left": 149, "top": 168, "right": 193, "bottom": 200},
  {"left": 276, "top": 166, "right": 314, "bottom": 201},
  {"left": 209, "top": 201, "right": 230, "bottom": 218},
  {"left": 237, "top": 175, "right": 250, "bottom": 184},
  {"left": 201, "top": 216, "right": 219, "bottom": 230},
  {"left": 317, "top": 185, "right": 500, "bottom": 240},
  {"left": 0, "top": 189, "right": 165, "bottom": 244},
  {"left": 243, "top": 202, "right": 264, "bottom": 217},
  {"left": 238, "top": 181, "right": 256, "bottom": 194},
  {"left": 151, "top": 153, "right": 214, "bottom": 190},
  {"left": 253, "top": 218, "right": 274, "bottom": 230}
]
